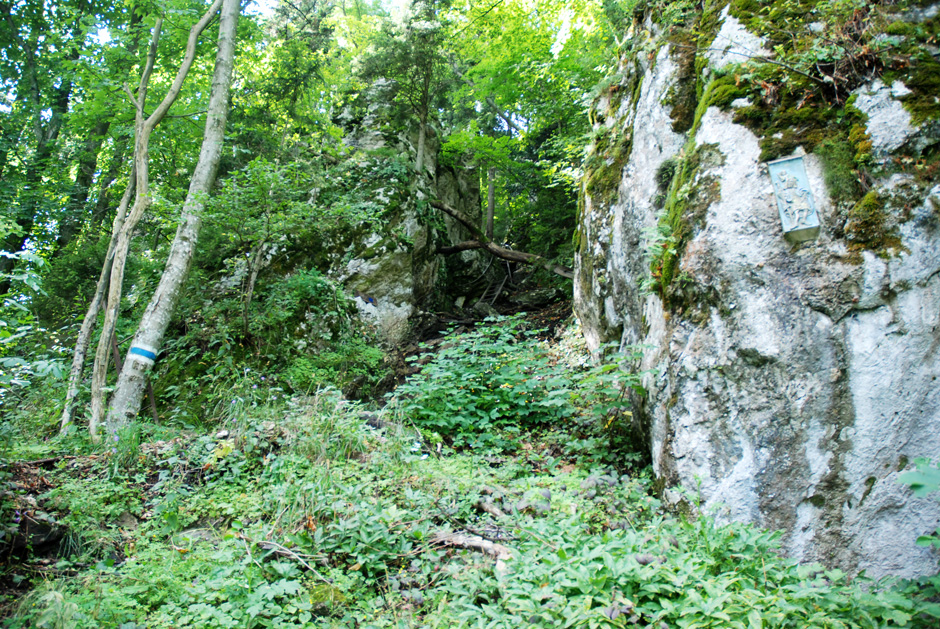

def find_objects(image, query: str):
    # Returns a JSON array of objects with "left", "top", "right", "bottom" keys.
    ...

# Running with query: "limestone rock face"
[
  {"left": 854, "top": 80, "right": 916, "bottom": 156},
  {"left": 575, "top": 15, "right": 940, "bottom": 578}
]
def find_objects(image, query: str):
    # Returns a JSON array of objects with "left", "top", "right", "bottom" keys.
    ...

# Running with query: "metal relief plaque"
[{"left": 767, "top": 155, "right": 820, "bottom": 243}]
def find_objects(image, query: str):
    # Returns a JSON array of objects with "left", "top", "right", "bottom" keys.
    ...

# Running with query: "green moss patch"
[
  {"left": 648, "top": 143, "right": 724, "bottom": 303},
  {"left": 845, "top": 190, "right": 903, "bottom": 252},
  {"left": 814, "top": 137, "right": 863, "bottom": 206},
  {"left": 583, "top": 69, "right": 643, "bottom": 205},
  {"left": 707, "top": 75, "right": 750, "bottom": 110},
  {"left": 731, "top": 92, "right": 866, "bottom": 163},
  {"left": 584, "top": 126, "right": 634, "bottom": 204},
  {"left": 895, "top": 55, "right": 940, "bottom": 125},
  {"left": 665, "top": 30, "right": 701, "bottom": 133},
  {"left": 882, "top": 8, "right": 940, "bottom": 125}
]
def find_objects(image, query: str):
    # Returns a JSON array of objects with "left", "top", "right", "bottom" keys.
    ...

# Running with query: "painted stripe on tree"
[{"left": 128, "top": 345, "right": 158, "bottom": 364}]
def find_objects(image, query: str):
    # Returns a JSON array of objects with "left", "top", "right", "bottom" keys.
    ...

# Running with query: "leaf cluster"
[{"left": 390, "top": 315, "right": 634, "bottom": 449}]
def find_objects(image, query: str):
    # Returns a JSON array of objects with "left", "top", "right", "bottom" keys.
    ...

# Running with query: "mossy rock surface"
[
  {"left": 844, "top": 190, "right": 908, "bottom": 254},
  {"left": 648, "top": 142, "right": 724, "bottom": 302},
  {"left": 584, "top": 68, "right": 642, "bottom": 205}
]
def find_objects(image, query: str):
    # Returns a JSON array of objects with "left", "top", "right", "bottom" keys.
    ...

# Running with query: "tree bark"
[
  {"left": 430, "top": 200, "right": 573, "bottom": 279},
  {"left": 57, "top": 3, "right": 144, "bottom": 435},
  {"left": 415, "top": 111, "right": 428, "bottom": 175},
  {"left": 242, "top": 242, "right": 265, "bottom": 336},
  {"left": 58, "top": 171, "right": 135, "bottom": 435},
  {"left": 106, "top": 0, "right": 239, "bottom": 432}
]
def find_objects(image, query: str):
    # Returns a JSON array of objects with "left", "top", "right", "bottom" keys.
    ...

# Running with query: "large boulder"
[{"left": 331, "top": 83, "right": 482, "bottom": 344}]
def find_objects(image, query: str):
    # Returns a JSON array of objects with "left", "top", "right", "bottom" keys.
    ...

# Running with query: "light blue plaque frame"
[{"left": 767, "top": 155, "right": 821, "bottom": 243}]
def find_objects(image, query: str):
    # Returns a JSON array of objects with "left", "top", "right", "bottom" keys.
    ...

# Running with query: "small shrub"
[{"left": 285, "top": 341, "right": 387, "bottom": 398}]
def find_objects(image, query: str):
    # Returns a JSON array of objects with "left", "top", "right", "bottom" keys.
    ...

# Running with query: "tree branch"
[
  {"left": 145, "top": 0, "right": 223, "bottom": 131},
  {"left": 429, "top": 200, "right": 573, "bottom": 279}
]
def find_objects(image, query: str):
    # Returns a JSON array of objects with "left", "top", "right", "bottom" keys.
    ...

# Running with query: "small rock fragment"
[
  {"left": 580, "top": 476, "right": 599, "bottom": 490},
  {"left": 634, "top": 553, "right": 657, "bottom": 566}
]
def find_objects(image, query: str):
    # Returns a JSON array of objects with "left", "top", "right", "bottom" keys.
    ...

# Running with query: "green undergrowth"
[
  {"left": 388, "top": 315, "right": 644, "bottom": 453},
  {"left": 2, "top": 320, "right": 939, "bottom": 627},
  {"left": 155, "top": 266, "right": 391, "bottom": 427}
]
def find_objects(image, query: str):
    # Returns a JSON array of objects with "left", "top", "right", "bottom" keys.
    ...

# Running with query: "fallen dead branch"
[
  {"left": 431, "top": 531, "right": 513, "bottom": 572},
  {"left": 474, "top": 500, "right": 507, "bottom": 519},
  {"left": 430, "top": 200, "right": 574, "bottom": 279},
  {"left": 257, "top": 539, "right": 330, "bottom": 581}
]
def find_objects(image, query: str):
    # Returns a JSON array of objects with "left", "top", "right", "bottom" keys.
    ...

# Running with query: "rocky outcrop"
[
  {"left": 332, "top": 85, "right": 481, "bottom": 344},
  {"left": 575, "top": 8, "right": 940, "bottom": 578}
]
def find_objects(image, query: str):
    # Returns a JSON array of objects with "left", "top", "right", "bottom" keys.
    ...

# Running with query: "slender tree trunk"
[
  {"left": 89, "top": 114, "right": 158, "bottom": 439},
  {"left": 90, "top": 135, "right": 131, "bottom": 230},
  {"left": 106, "top": 0, "right": 239, "bottom": 431},
  {"left": 242, "top": 242, "right": 265, "bottom": 336},
  {"left": 59, "top": 171, "right": 135, "bottom": 434},
  {"left": 415, "top": 111, "right": 428, "bottom": 176},
  {"left": 486, "top": 167, "right": 496, "bottom": 240},
  {"left": 57, "top": 3, "right": 146, "bottom": 435},
  {"left": 88, "top": 20, "right": 162, "bottom": 441}
]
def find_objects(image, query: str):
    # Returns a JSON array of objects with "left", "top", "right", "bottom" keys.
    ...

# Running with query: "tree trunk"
[
  {"left": 415, "top": 111, "right": 428, "bottom": 176},
  {"left": 88, "top": 0, "right": 224, "bottom": 440},
  {"left": 106, "top": 0, "right": 239, "bottom": 431},
  {"left": 58, "top": 171, "right": 135, "bottom": 435},
  {"left": 242, "top": 242, "right": 265, "bottom": 336}
]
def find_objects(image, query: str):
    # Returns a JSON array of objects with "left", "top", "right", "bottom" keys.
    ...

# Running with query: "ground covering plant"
[
  {"left": 1, "top": 319, "right": 938, "bottom": 628},
  {"left": 389, "top": 315, "right": 636, "bottom": 449}
]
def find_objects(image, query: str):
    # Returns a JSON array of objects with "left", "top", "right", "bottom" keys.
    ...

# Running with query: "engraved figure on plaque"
[{"left": 766, "top": 155, "right": 821, "bottom": 243}]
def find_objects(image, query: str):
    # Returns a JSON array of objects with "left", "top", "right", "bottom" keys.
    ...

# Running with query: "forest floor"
[{"left": 0, "top": 305, "right": 936, "bottom": 627}]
